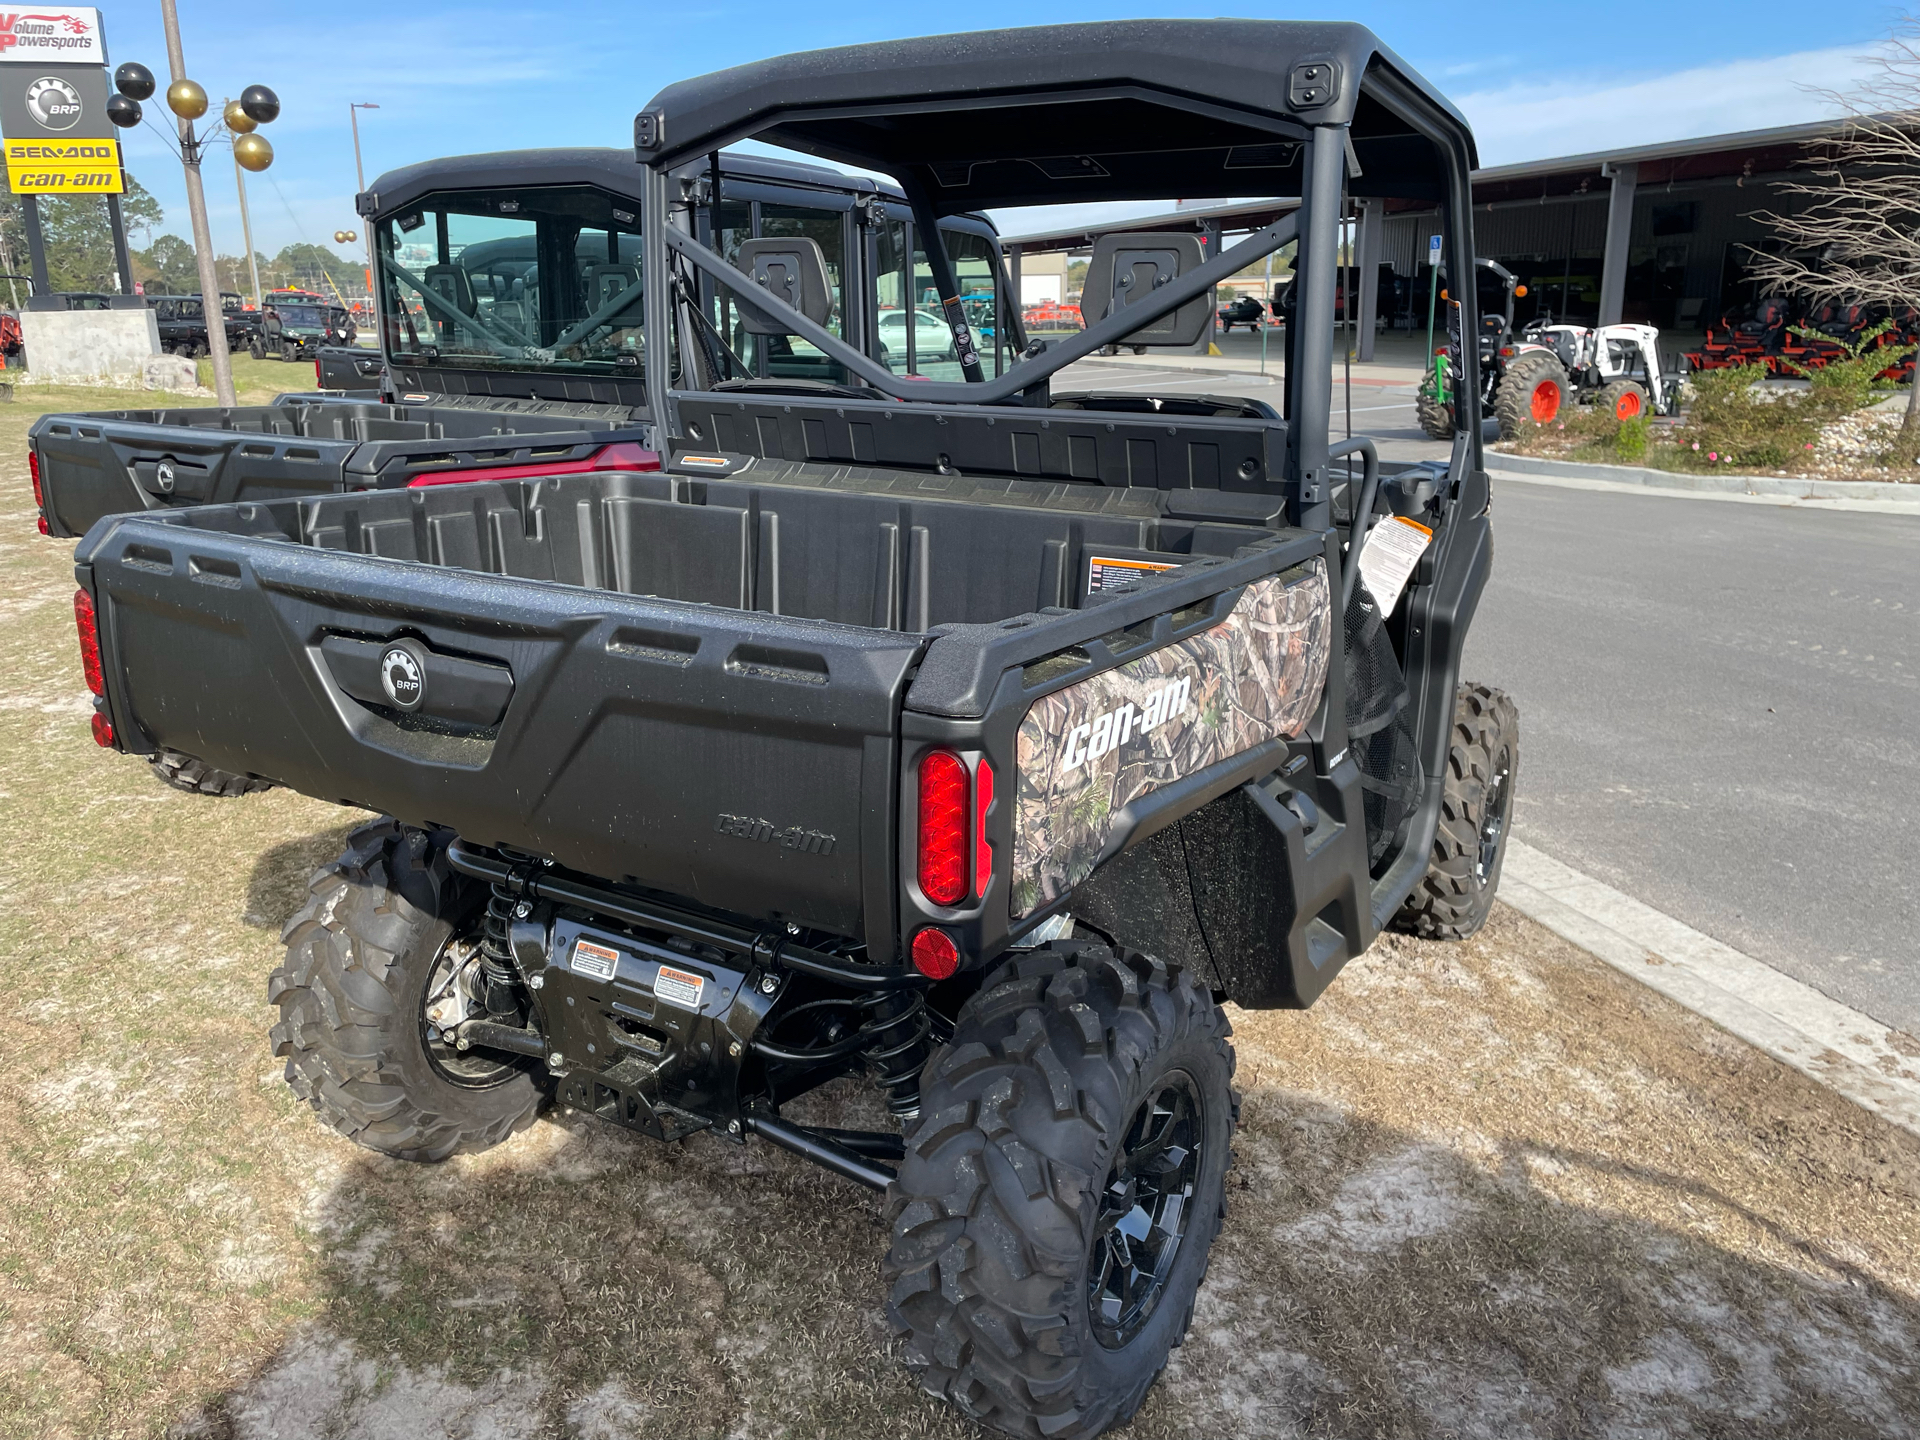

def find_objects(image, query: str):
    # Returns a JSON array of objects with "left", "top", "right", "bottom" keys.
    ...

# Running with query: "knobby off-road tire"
[
  {"left": 1493, "top": 350, "right": 1569, "bottom": 438},
  {"left": 1394, "top": 682, "right": 1520, "bottom": 940},
  {"left": 269, "top": 818, "right": 545, "bottom": 1161},
  {"left": 883, "top": 943, "right": 1237, "bottom": 1439},
  {"left": 1595, "top": 378, "right": 1649, "bottom": 422},
  {"left": 150, "top": 749, "right": 275, "bottom": 798},
  {"left": 1415, "top": 375, "right": 1454, "bottom": 440}
]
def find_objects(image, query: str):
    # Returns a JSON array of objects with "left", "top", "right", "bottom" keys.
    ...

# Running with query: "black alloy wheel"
[{"left": 1088, "top": 1070, "right": 1204, "bottom": 1348}]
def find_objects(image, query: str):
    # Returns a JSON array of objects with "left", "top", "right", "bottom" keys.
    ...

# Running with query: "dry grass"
[{"left": 0, "top": 386, "right": 1915, "bottom": 1438}]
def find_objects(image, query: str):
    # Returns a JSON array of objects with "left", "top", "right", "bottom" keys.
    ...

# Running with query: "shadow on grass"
[
  {"left": 170, "top": 1077, "right": 1920, "bottom": 1440},
  {"left": 242, "top": 823, "right": 361, "bottom": 931}
]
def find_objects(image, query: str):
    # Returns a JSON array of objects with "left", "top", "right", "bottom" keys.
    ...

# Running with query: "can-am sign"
[{"left": 0, "top": 8, "right": 102, "bottom": 64}]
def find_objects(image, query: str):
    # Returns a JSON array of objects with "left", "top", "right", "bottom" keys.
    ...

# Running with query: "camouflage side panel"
[{"left": 1011, "top": 558, "right": 1332, "bottom": 917}]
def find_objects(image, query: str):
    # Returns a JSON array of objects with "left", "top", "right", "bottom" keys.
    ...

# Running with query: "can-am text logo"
[
  {"left": 26, "top": 76, "right": 81, "bottom": 131},
  {"left": 1060, "top": 675, "right": 1193, "bottom": 772}
]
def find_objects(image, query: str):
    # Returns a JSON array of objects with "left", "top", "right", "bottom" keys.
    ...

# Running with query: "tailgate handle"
[{"left": 320, "top": 635, "right": 514, "bottom": 728}]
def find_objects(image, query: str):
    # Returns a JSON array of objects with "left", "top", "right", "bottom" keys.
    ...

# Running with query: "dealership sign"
[
  {"left": 5, "top": 135, "right": 120, "bottom": 190},
  {"left": 0, "top": 8, "right": 118, "bottom": 192},
  {"left": 0, "top": 9, "right": 103, "bottom": 64}
]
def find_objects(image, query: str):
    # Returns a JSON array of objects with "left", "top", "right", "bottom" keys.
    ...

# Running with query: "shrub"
[
  {"left": 1614, "top": 414, "right": 1650, "bottom": 463},
  {"left": 1679, "top": 364, "right": 1816, "bottom": 470}
]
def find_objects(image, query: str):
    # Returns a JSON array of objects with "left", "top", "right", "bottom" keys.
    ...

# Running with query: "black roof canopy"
[
  {"left": 358, "top": 147, "right": 903, "bottom": 222},
  {"left": 639, "top": 21, "right": 1476, "bottom": 211}
]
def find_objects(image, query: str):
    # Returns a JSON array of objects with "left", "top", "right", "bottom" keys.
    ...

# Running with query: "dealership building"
[{"left": 1003, "top": 118, "right": 1857, "bottom": 350}]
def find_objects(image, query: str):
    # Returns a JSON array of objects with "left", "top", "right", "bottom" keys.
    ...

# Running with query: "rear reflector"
[
  {"left": 911, "top": 928, "right": 960, "bottom": 981},
  {"left": 73, "top": 588, "right": 103, "bottom": 696},
  {"left": 917, "top": 750, "right": 969, "bottom": 907},
  {"left": 407, "top": 440, "right": 661, "bottom": 488},
  {"left": 973, "top": 759, "right": 994, "bottom": 901},
  {"left": 37, "top": 515, "right": 49, "bottom": 535},
  {"left": 90, "top": 711, "right": 114, "bottom": 747}
]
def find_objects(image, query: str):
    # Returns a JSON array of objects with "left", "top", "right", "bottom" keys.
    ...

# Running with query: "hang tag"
[{"left": 1357, "top": 516, "right": 1433, "bottom": 618}]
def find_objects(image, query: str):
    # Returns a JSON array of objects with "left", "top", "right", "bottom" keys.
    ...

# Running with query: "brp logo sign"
[
  {"left": 26, "top": 77, "right": 82, "bottom": 131},
  {"left": 380, "top": 643, "right": 425, "bottom": 711},
  {"left": 154, "top": 461, "right": 175, "bottom": 494}
]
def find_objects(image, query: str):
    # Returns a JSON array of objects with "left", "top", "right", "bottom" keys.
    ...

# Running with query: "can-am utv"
[{"left": 72, "top": 21, "right": 1516, "bottom": 1438}]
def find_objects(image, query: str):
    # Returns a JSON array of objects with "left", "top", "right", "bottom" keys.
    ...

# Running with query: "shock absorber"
[
  {"left": 858, "top": 989, "right": 933, "bottom": 1119},
  {"left": 478, "top": 882, "right": 527, "bottom": 1019}
]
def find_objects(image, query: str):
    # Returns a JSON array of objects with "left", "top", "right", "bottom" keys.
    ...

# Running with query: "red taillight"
[
  {"left": 37, "top": 515, "right": 49, "bottom": 535},
  {"left": 973, "top": 758, "right": 994, "bottom": 901},
  {"left": 917, "top": 750, "right": 969, "bottom": 906},
  {"left": 90, "top": 711, "right": 114, "bottom": 747},
  {"left": 407, "top": 440, "right": 661, "bottom": 488},
  {"left": 911, "top": 927, "right": 960, "bottom": 981},
  {"left": 28, "top": 447, "right": 42, "bottom": 506},
  {"left": 314, "top": 358, "right": 323, "bottom": 387},
  {"left": 74, "top": 588, "right": 103, "bottom": 696}
]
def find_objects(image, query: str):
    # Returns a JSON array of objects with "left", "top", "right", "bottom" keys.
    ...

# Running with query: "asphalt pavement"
[
  {"left": 1061, "top": 353, "right": 1920, "bottom": 1036},
  {"left": 1467, "top": 480, "right": 1920, "bottom": 1036}
]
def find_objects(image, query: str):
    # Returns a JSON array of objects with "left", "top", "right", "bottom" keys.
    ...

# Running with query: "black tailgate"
[{"left": 78, "top": 517, "right": 921, "bottom": 938}]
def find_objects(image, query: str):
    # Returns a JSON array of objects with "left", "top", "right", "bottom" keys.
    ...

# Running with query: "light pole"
[
  {"left": 350, "top": 103, "right": 379, "bottom": 319},
  {"left": 108, "top": 1, "right": 280, "bottom": 407},
  {"left": 230, "top": 102, "right": 262, "bottom": 311}
]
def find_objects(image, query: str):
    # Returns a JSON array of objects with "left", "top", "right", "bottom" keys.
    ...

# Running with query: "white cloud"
[{"left": 1458, "top": 43, "right": 1876, "bottom": 167}]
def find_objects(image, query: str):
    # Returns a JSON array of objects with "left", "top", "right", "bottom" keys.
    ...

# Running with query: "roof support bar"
[
  {"left": 661, "top": 210, "right": 1299, "bottom": 408},
  {"left": 1287, "top": 125, "right": 1346, "bottom": 520},
  {"left": 904, "top": 178, "right": 985, "bottom": 384}
]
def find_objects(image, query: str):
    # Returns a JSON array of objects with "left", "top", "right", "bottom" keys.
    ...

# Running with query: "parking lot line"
[{"left": 1500, "top": 840, "right": 1920, "bottom": 1136}]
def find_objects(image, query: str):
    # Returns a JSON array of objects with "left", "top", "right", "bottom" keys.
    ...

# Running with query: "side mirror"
[
  {"left": 1081, "top": 232, "right": 1210, "bottom": 347},
  {"left": 731, "top": 237, "right": 832, "bottom": 335}
]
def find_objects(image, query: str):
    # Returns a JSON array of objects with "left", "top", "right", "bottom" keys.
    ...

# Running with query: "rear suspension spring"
[
  {"left": 857, "top": 990, "right": 933, "bottom": 1119},
  {"left": 478, "top": 883, "right": 527, "bottom": 1017}
]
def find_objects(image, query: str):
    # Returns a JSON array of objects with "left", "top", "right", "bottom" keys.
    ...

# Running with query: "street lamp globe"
[
  {"left": 233, "top": 132, "right": 273, "bottom": 173},
  {"left": 166, "top": 78, "right": 208, "bottom": 120}
]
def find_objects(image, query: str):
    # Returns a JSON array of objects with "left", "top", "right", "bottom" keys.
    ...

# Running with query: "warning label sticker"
[
  {"left": 570, "top": 938, "right": 619, "bottom": 982},
  {"left": 1357, "top": 516, "right": 1433, "bottom": 618},
  {"left": 653, "top": 964, "right": 706, "bottom": 1011},
  {"left": 1087, "top": 554, "right": 1178, "bottom": 595}
]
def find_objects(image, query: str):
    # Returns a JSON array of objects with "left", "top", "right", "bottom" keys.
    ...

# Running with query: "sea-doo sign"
[{"left": 0, "top": 9, "right": 103, "bottom": 64}]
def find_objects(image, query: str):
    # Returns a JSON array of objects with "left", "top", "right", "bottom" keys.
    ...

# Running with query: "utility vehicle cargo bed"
[
  {"left": 77, "top": 461, "right": 1331, "bottom": 952},
  {"left": 31, "top": 400, "right": 651, "bottom": 538}
]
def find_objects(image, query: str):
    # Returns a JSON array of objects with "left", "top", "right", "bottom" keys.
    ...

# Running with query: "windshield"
[
  {"left": 377, "top": 184, "right": 646, "bottom": 380},
  {"left": 276, "top": 305, "right": 324, "bottom": 327}
]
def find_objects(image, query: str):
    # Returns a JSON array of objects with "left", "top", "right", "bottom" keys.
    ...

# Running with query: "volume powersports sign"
[{"left": 0, "top": 8, "right": 121, "bottom": 194}]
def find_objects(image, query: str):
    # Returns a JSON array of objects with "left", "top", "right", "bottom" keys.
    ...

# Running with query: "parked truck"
[{"left": 71, "top": 22, "right": 1514, "bottom": 1438}]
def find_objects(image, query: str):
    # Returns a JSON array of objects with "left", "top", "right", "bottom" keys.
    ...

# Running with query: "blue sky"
[{"left": 100, "top": 0, "right": 1900, "bottom": 258}]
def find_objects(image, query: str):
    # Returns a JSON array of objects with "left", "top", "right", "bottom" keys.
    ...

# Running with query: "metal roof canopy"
[{"left": 636, "top": 20, "right": 1476, "bottom": 213}]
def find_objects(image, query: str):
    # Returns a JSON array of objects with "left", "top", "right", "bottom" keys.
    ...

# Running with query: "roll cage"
[{"left": 635, "top": 19, "right": 1487, "bottom": 514}]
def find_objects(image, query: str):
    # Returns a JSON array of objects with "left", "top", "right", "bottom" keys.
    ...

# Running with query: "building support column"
[
  {"left": 1597, "top": 161, "right": 1637, "bottom": 327},
  {"left": 1353, "top": 199, "right": 1382, "bottom": 361}
]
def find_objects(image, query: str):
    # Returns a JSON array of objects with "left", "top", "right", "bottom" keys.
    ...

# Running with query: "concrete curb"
[
  {"left": 1486, "top": 449, "right": 1920, "bottom": 501},
  {"left": 1498, "top": 840, "right": 1920, "bottom": 1138}
]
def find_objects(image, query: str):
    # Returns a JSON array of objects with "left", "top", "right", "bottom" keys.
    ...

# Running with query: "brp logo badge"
[
  {"left": 26, "top": 77, "right": 83, "bottom": 131},
  {"left": 380, "top": 643, "right": 425, "bottom": 711},
  {"left": 153, "top": 461, "right": 175, "bottom": 494}
]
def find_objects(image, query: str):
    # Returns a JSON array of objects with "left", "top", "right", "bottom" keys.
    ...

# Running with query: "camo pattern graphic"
[{"left": 1011, "top": 558, "right": 1331, "bottom": 917}]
